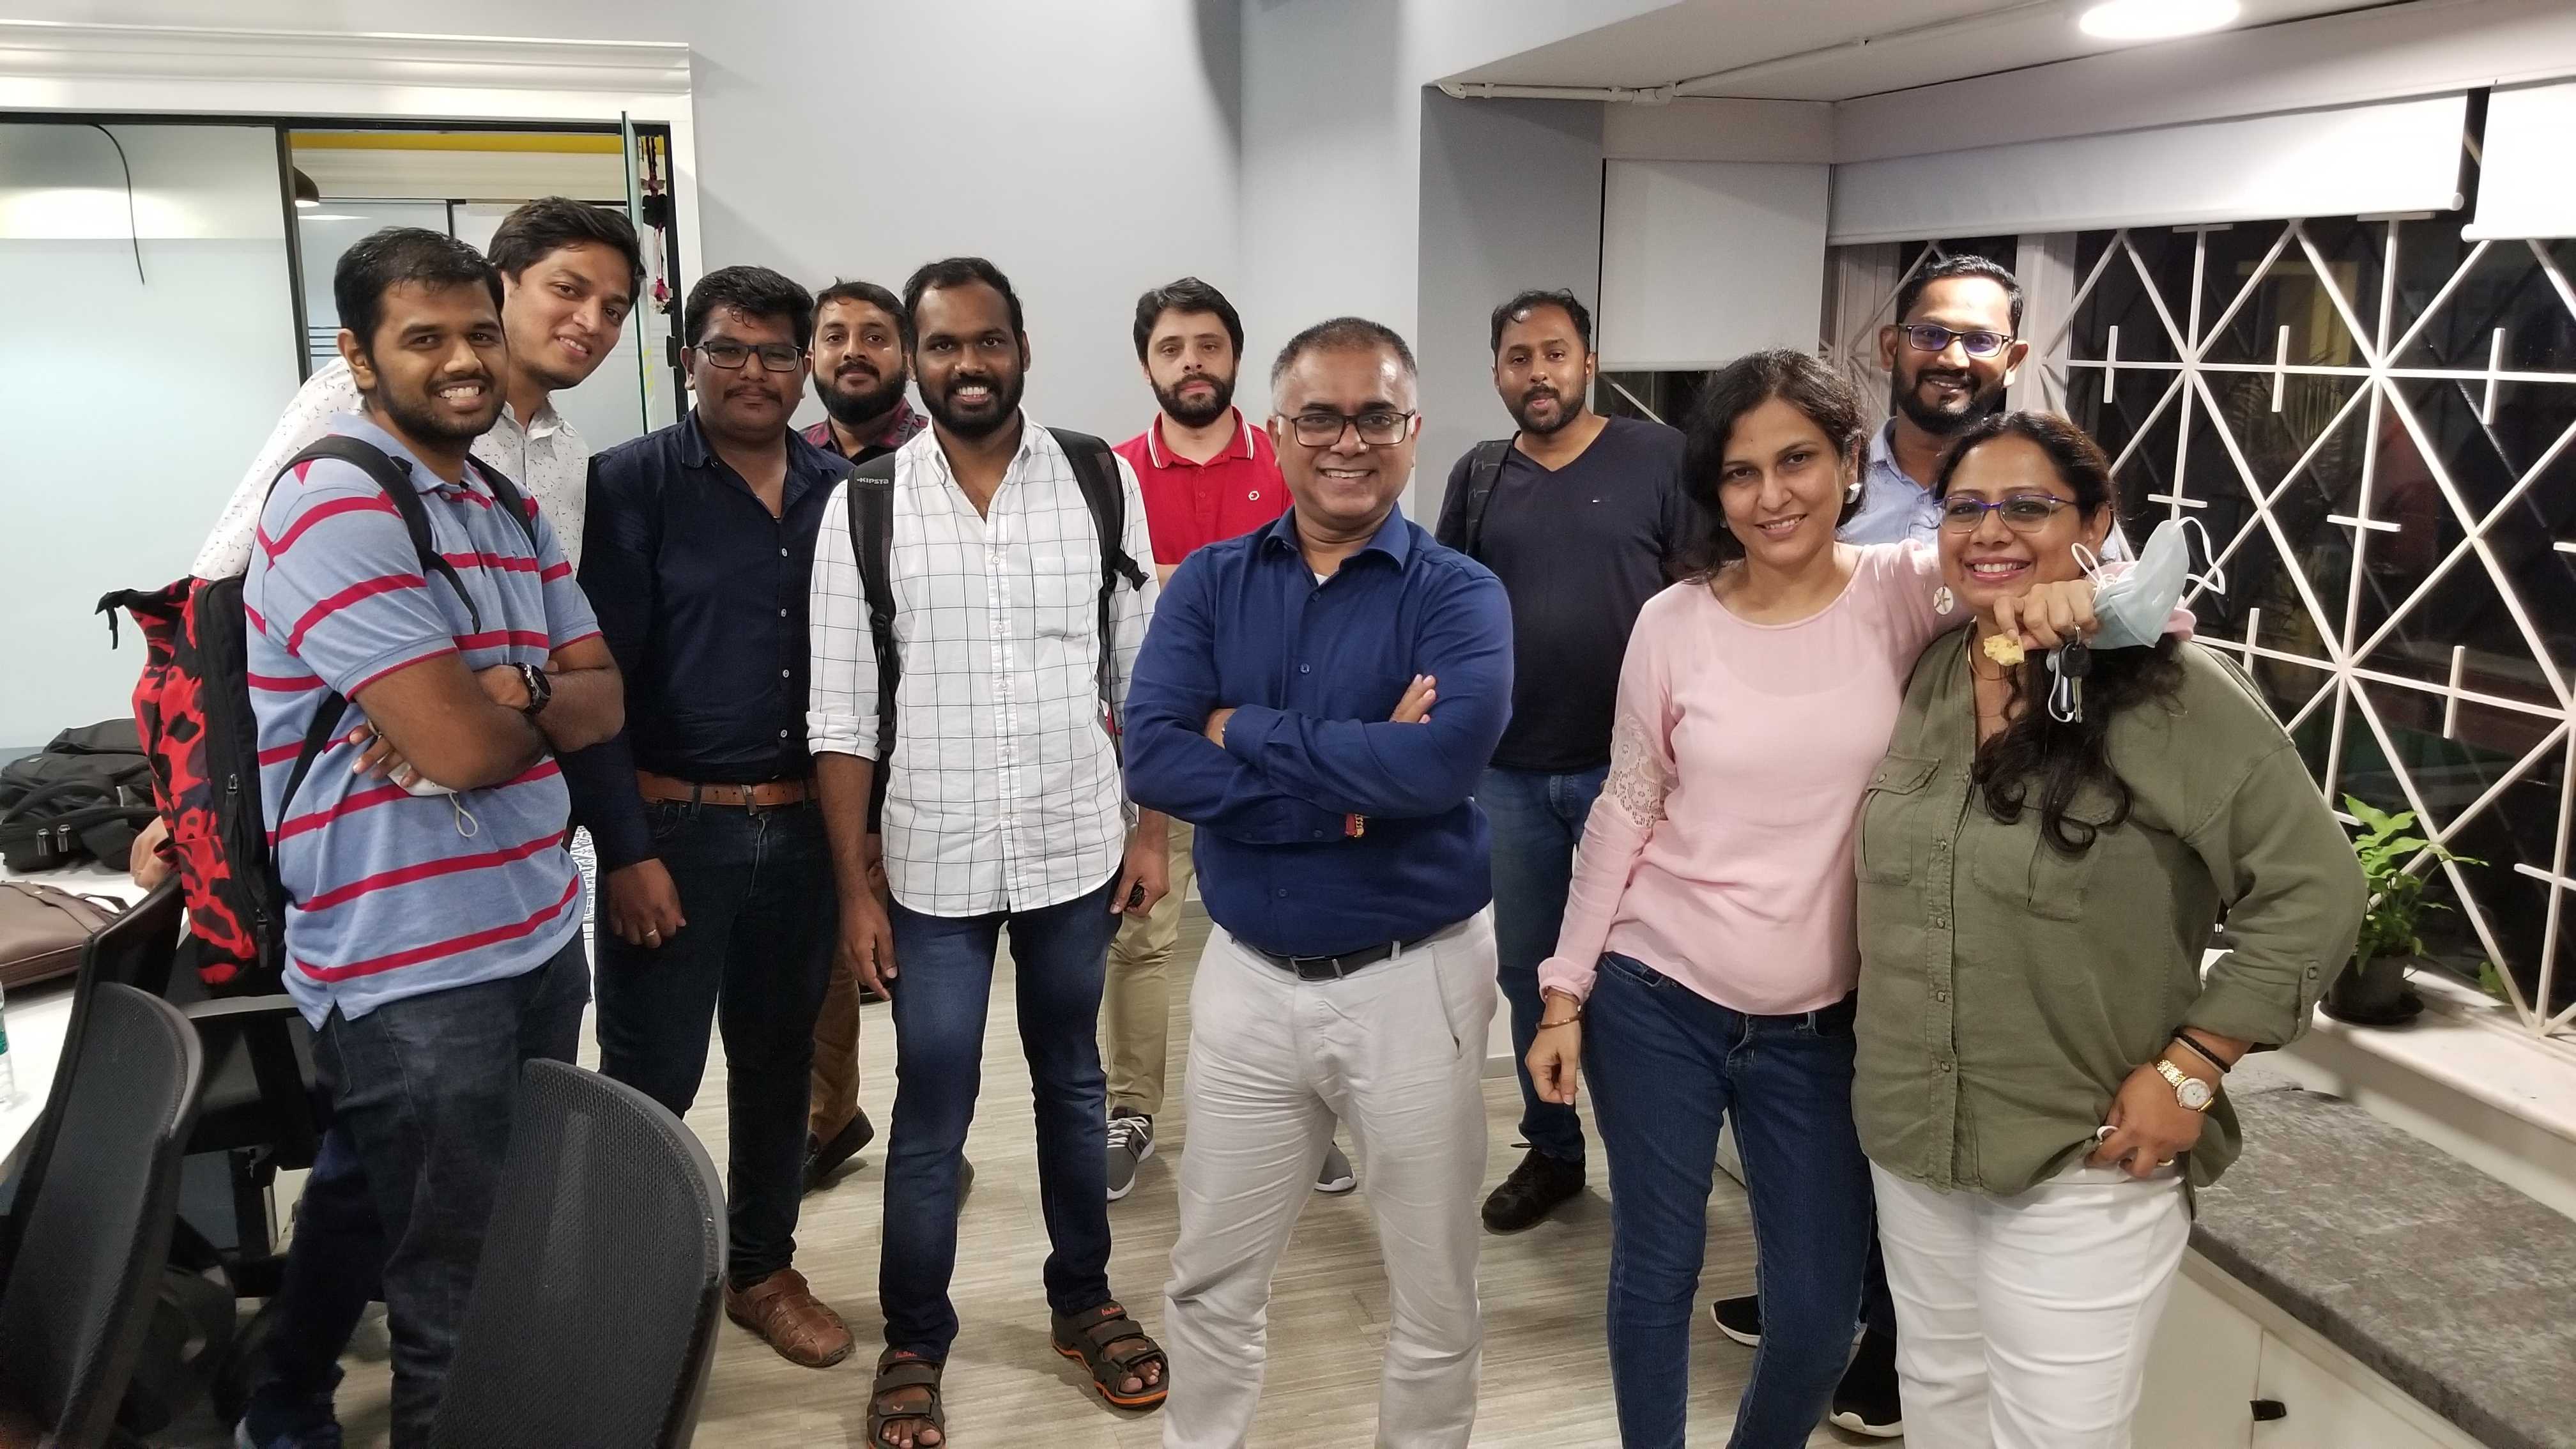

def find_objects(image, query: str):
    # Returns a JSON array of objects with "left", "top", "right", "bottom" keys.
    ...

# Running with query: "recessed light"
[{"left": 2077, "top": 0, "right": 2241, "bottom": 40}]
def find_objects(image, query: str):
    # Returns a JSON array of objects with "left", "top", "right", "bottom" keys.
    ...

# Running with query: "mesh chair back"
[
  {"left": 0, "top": 983, "right": 204, "bottom": 1444},
  {"left": 429, "top": 1060, "right": 726, "bottom": 1449}
]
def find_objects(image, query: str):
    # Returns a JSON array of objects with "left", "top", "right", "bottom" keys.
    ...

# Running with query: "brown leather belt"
[{"left": 635, "top": 770, "right": 813, "bottom": 808}]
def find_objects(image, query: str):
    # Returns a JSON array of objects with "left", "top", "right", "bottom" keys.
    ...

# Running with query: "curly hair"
[{"left": 1934, "top": 410, "right": 2184, "bottom": 855}]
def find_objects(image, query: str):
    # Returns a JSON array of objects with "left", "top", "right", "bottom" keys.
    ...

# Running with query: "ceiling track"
[{"left": 1439, "top": 0, "right": 2069, "bottom": 104}]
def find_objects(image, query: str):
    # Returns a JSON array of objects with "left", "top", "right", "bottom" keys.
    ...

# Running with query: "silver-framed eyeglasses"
[
  {"left": 1938, "top": 493, "right": 2075, "bottom": 533},
  {"left": 1900, "top": 323, "right": 2015, "bottom": 358}
]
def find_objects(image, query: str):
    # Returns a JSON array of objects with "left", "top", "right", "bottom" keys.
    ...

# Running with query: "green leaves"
[{"left": 2341, "top": 795, "right": 2482, "bottom": 970}]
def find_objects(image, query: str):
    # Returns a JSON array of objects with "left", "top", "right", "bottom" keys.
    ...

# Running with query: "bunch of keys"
[{"left": 2046, "top": 640, "right": 2092, "bottom": 723}]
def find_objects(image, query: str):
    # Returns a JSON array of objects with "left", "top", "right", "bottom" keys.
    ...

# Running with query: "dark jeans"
[
  {"left": 248, "top": 934, "right": 589, "bottom": 1448},
  {"left": 1480, "top": 763, "right": 1606, "bottom": 1165},
  {"left": 881, "top": 876, "right": 1121, "bottom": 1360},
  {"left": 1584, "top": 953, "right": 1874, "bottom": 1449},
  {"left": 593, "top": 799, "right": 837, "bottom": 1289}
]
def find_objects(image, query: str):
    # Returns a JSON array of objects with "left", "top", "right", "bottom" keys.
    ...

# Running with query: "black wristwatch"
[{"left": 513, "top": 662, "right": 552, "bottom": 718}]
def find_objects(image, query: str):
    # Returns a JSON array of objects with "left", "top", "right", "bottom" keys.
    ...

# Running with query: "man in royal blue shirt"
[{"left": 1124, "top": 317, "right": 1511, "bottom": 1448}]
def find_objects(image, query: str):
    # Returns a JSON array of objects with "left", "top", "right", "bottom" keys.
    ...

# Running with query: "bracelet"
[
  {"left": 2171, "top": 1028, "right": 2232, "bottom": 1075},
  {"left": 1536, "top": 1013, "right": 1583, "bottom": 1030}
]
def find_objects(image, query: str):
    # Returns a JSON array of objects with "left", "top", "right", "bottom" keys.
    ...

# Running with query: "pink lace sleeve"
[{"left": 1538, "top": 600, "right": 1678, "bottom": 1002}]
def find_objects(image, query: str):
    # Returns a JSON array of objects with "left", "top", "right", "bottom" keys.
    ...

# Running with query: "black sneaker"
[
  {"left": 802, "top": 1108, "right": 875, "bottom": 1193},
  {"left": 1708, "top": 1293, "right": 1762, "bottom": 1347},
  {"left": 1828, "top": 1326, "right": 1903, "bottom": 1439},
  {"left": 1480, "top": 1147, "right": 1584, "bottom": 1232}
]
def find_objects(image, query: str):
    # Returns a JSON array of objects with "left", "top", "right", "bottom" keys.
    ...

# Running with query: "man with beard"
[
  {"left": 567, "top": 266, "right": 859, "bottom": 1369},
  {"left": 236, "top": 227, "right": 623, "bottom": 1448},
  {"left": 811, "top": 256, "right": 1169, "bottom": 1447},
  {"left": 1433, "top": 288, "right": 1690, "bottom": 1235},
  {"left": 1127, "top": 316, "right": 1510, "bottom": 1449},
  {"left": 1101, "top": 278, "right": 1351, "bottom": 1204},
  {"left": 806, "top": 279, "right": 928, "bottom": 465},
  {"left": 797, "top": 278, "right": 924, "bottom": 1195}
]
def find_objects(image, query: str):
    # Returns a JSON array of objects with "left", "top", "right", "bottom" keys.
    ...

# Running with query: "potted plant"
[{"left": 2320, "top": 795, "right": 2478, "bottom": 1027}]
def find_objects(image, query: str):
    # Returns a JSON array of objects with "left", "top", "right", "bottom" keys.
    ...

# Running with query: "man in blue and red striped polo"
[{"left": 237, "top": 227, "right": 624, "bottom": 1449}]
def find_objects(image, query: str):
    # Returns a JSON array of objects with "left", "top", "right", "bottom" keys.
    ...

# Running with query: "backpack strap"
[
  {"left": 1455, "top": 437, "right": 1515, "bottom": 562},
  {"left": 464, "top": 454, "right": 544, "bottom": 553},
  {"left": 277, "top": 436, "right": 486, "bottom": 634},
  {"left": 847, "top": 456, "right": 901, "bottom": 830},
  {"left": 1046, "top": 428, "right": 1149, "bottom": 733}
]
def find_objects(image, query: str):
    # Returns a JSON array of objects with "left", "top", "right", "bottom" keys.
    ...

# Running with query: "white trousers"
[
  {"left": 1162, "top": 914, "right": 1498, "bottom": 1449},
  {"left": 1871, "top": 1162, "right": 2191, "bottom": 1449}
]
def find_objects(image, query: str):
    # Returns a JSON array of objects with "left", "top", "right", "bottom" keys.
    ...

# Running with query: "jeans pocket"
[
  {"left": 1600, "top": 951, "right": 1671, "bottom": 991},
  {"left": 645, "top": 800, "right": 692, "bottom": 845}
]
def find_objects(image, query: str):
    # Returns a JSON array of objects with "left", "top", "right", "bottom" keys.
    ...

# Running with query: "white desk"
[{"left": 0, "top": 862, "right": 146, "bottom": 1180}]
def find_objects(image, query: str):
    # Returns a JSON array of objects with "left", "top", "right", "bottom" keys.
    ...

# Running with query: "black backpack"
[
  {"left": 1450, "top": 437, "right": 1515, "bottom": 560},
  {"left": 0, "top": 719, "right": 158, "bottom": 872},
  {"left": 97, "top": 436, "right": 536, "bottom": 989},
  {"left": 845, "top": 429, "right": 1147, "bottom": 828}
]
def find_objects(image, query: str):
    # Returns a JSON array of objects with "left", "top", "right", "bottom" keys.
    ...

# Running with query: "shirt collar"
[
  {"left": 680, "top": 410, "right": 851, "bottom": 498},
  {"left": 1256, "top": 502, "right": 1413, "bottom": 569},
  {"left": 1867, "top": 420, "right": 1919, "bottom": 491},
  {"left": 326, "top": 410, "right": 469, "bottom": 494},
  {"left": 1146, "top": 406, "right": 1257, "bottom": 470},
  {"left": 804, "top": 400, "right": 928, "bottom": 459}
]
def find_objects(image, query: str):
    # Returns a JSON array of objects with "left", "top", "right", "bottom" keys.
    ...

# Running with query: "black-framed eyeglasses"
[
  {"left": 1900, "top": 323, "right": 2015, "bottom": 358},
  {"left": 1285, "top": 408, "right": 1416, "bottom": 448},
  {"left": 696, "top": 339, "right": 806, "bottom": 372},
  {"left": 1938, "top": 494, "right": 2074, "bottom": 533}
]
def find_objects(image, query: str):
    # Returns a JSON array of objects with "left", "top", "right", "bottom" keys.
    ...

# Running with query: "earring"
[
  {"left": 1846, "top": 478, "right": 1864, "bottom": 502},
  {"left": 1932, "top": 585, "right": 1955, "bottom": 614}
]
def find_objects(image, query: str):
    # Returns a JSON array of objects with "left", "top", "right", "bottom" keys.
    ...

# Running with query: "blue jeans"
[
  {"left": 249, "top": 934, "right": 589, "bottom": 1448},
  {"left": 1584, "top": 953, "right": 1874, "bottom": 1449},
  {"left": 881, "top": 876, "right": 1121, "bottom": 1359},
  {"left": 593, "top": 799, "right": 837, "bottom": 1288},
  {"left": 1479, "top": 763, "right": 1605, "bottom": 1165}
]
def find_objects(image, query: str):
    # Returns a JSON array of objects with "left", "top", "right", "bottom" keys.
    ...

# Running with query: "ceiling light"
[
  {"left": 293, "top": 168, "right": 319, "bottom": 208},
  {"left": 2076, "top": 0, "right": 2240, "bottom": 40}
]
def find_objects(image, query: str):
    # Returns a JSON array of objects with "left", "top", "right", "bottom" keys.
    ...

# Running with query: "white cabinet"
[
  {"left": 2136, "top": 1272, "right": 2264, "bottom": 1448},
  {"left": 2135, "top": 1255, "right": 2488, "bottom": 1449}
]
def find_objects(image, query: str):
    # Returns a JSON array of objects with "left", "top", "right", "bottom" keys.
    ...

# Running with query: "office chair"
[
  {"left": 0, "top": 984, "right": 205, "bottom": 1447},
  {"left": 429, "top": 1060, "right": 727, "bottom": 1449}
]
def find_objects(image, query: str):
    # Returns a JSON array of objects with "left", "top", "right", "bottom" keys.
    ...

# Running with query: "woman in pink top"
[{"left": 1521, "top": 351, "right": 2096, "bottom": 1449}]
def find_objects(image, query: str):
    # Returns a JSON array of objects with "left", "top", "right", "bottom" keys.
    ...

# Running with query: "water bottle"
[{"left": 0, "top": 979, "right": 15, "bottom": 1105}]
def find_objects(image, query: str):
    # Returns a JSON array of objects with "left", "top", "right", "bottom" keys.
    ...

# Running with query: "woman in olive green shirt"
[{"left": 1853, "top": 411, "right": 2363, "bottom": 1449}]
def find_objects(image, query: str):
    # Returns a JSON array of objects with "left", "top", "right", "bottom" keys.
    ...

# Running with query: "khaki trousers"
[{"left": 1100, "top": 820, "right": 1194, "bottom": 1119}]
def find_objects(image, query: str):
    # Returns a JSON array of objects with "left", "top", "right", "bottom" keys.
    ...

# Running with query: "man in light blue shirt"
[{"left": 1840, "top": 253, "right": 2124, "bottom": 559}]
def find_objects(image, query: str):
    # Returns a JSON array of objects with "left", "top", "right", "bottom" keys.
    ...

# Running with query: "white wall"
[
  {"left": 1, "top": 0, "right": 1245, "bottom": 443},
  {"left": 0, "top": 121, "right": 302, "bottom": 746},
  {"left": 1414, "top": 91, "right": 1605, "bottom": 518}
]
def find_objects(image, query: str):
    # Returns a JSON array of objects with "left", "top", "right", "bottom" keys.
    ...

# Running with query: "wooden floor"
[{"left": 251, "top": 907, "right": 1860, "bottom": 1447}]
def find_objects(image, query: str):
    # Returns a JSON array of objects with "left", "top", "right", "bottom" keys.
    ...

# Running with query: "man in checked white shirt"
[{"left": 808, "top": 257, "right": 1170, "bottom": 1448}]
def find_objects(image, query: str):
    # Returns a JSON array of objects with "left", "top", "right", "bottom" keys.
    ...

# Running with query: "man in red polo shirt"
[{"left": 1105, "top": 278, "right": 1353, "bottom": 1203}]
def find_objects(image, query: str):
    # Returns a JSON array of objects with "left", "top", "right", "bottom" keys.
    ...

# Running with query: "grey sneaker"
[
  {"left": 1314, "top": 1140, "right": 1356, "bottom": 1195},
  {"left": 1107, "top": 1112, "right": 1155, "bottom": 1201}
]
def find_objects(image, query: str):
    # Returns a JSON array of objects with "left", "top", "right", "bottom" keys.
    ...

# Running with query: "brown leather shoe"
[{"left": 725, "top": 1268, "right": 854, "bottom": 1368}]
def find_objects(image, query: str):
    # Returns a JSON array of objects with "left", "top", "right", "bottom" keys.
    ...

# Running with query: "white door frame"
[{"left": 0, "top": 19, "right": 703, "bottom": 289}]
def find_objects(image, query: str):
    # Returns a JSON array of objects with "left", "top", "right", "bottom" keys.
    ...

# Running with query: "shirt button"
[
  {"left": 1931, "top": 988, "right": 1949, "bottom": 1003},
  {"left": 1299, "top": 663, "right": 1311, "bottom": 674},
  {"left": 778, "top": 729, "right": 790, "bottom": 739},
  {"left": 779, "top": 608, "right": 789, "bottom": 618},
  {"left": 1275, "top": 888, "right": 1289, "bottom": 898},
  {"left": 781, "top": 669, "right": 791, "bottom": 678},
  {"left": 1937, "top": 1061, "right": 1954, "bottom": 1073},
  {"left": 779, "top": 548, "right": 788, "bottom": 558}
]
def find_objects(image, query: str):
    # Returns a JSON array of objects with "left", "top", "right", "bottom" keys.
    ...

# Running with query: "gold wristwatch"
[{"left": 2154, "top": 1057, "right": 2216, "bottom": 1112}]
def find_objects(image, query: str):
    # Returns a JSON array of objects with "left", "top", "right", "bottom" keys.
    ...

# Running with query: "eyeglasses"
[
  {"left": 1285, "top": 408, "right": 1416, "bottom": 448},
  {"left": 697, "top": 339, "right": 806, "bottom": 372},
  {"left": 1900, "top": 323, "right": 2016, "bottom": 359},
  {"left": 1938, "top": 494, "right": 2076, "bottom": 533}
]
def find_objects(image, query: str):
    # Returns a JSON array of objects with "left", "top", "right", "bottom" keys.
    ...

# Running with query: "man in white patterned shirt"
[
  {"left": 188, "top": 197, "right": 641, "bottom": 579},
  {"left": 808, "top": 257, "right": 1170, "bottom": 1446}
]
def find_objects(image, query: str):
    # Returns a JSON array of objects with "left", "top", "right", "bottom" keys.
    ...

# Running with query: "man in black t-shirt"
[{"left": 1434, "top": 288, "right": 1692, "bottom": 1234}]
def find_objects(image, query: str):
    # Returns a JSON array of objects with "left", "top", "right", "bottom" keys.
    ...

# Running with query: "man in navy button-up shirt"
[
  {"left": 564, "top": 267, "right": 857, "bottom": 1370},
  {"left": 1126, "top": 318, "right": 1510, "bottom": 1448}
]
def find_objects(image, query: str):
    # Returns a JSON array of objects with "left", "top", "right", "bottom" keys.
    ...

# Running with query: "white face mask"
[{"left": 2076, "top": 516, "right": 2222, "bottom": 651}]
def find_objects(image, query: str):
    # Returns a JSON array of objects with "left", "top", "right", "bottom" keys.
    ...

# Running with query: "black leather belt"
[{"left": 1250, "top": 934, "right": 1436, "bottom": 982}]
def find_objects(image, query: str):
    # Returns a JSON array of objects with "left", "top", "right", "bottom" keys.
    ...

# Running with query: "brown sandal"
[
  {"left": 1050, "top": 1301, "right": 1169, "bottom": 1410},
  {"left": 867, "top": 1348, "right": 946, "bottom": 1448}
]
